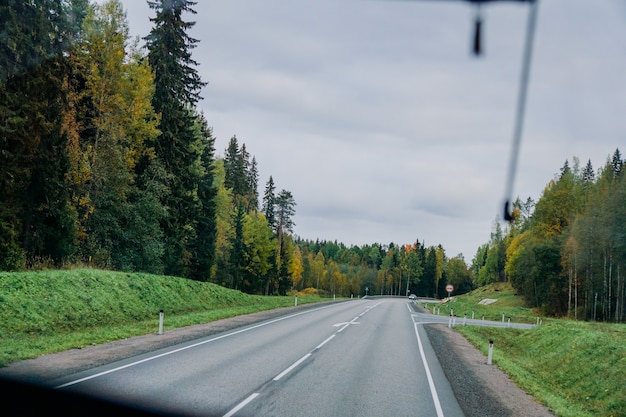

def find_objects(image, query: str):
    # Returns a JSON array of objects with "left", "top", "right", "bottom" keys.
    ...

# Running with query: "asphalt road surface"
[{"left": 52, "top": 299, "right": 466, "bottom": 417}]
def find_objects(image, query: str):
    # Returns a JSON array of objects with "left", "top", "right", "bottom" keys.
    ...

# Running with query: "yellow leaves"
[
  {"left": 79, "top": 0, "right": 159, "bottom": 171},
  {"left": 289, "top": 245, "right": 303, "bottom": 286},
  {"left": 504, "top": 230, "right": 532, "bottom": 279}
]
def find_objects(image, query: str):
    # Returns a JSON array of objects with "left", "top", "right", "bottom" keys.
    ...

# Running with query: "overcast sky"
[{"left": 115, "top": 0, "right": 626, "bottom": 261}]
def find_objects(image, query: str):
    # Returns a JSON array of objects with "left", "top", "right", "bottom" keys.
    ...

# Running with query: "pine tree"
[
  {"left": 273, "top": 189, "right": 296, "bottom": 291},
  {"left": 275, "top": 189, "right": 296, "bottom": 237}
]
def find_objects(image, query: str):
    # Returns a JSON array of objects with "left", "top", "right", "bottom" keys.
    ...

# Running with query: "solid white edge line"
[
  {"left": 223, "top": 392, "right": 260, "bottom": 417},
  {"left": 413, "top": 319, "right": 445, "bottom": 417},
  {"left": 55, "top": 302, "right": 343, "bottom": 389},
  {"left": 273, "top": 353, "right": 311, "bottom": 381}
]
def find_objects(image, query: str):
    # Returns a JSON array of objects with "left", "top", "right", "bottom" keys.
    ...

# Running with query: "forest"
[
  {"left": 1, "top": 0, "right": 624, "bottom": 322},
  {"left": 474, "top": 152, "right": 626, "bottom": 323}
]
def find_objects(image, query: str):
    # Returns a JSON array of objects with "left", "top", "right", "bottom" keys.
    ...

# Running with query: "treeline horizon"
[{"left": 2, "top": 1, "right": 624, "bottom": 322}]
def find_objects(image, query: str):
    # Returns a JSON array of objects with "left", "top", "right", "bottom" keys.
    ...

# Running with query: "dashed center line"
[
  {"left": 222, "top": 302, "right": 382, "bottom": 417},
  {"left": 273, "top": 353, "right": 311, "bottom": 381},
  {"left": 223, "top": 393, "right": 259, "bottom": 417}
]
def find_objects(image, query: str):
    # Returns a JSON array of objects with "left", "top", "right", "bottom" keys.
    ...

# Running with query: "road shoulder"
[{"left": 423, "top": 323, "right": 555, "bottom": 417}]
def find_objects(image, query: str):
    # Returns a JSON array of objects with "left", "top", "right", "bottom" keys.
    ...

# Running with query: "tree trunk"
[{"left": 568, "top": 263, "right": 573, "bottom": 317}]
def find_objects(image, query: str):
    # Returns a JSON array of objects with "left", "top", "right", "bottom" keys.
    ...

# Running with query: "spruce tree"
[
  {"left": 144, "top": 0, "right": 210, "bottom": 277},
  {"left": 229, "top": 205, "right": 246, "bottom": 289},
  {"left": 190, "top": 113, "right": 218, "bottom": 281},
  {"left": 262, "top": 176, "right": 276, "bottom": 229},
  {"left": 224, "top": 136, "right": 241, "bottom": 192},
  {"left": 582, "top": 159, "right": 595, "bottom": 184},
  {"left": 248, "top": 156, "right": 259, "bottom": 211},
  {"left": 0, "top": 0, "right": 80, "bottom": 268},
  {"left": 612, "top": 148, "right": 623, "bottom": 178}
]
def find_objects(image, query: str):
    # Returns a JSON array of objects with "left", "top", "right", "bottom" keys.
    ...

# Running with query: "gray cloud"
[{"left": 116, "top": 0, "right": 626, "bottom": 259}]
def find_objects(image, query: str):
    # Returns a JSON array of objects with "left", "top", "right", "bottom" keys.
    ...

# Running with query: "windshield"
[{"left": 1, "top": 1, "right": 625, "bottom": 416}]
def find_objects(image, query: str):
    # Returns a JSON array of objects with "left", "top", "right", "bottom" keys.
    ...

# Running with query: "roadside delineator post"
[
  {"left": 295, "top": 295, "right": 298, "bottom": 306},
  {"left": 158, "top": 310, "right": 164, "bottom": 335},
  {"left": 487, "top": 339, "right": 494, "bottom": 365}
]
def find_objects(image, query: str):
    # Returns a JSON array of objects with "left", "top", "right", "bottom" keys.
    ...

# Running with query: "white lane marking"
[
  {"left": 336, "top": 323, "right": 350, "bottom": 333},
  {"left": 332, "top": 321, "right": 360, "bottom": 328},
  {"left": 412, "top": 318, "right": 445, "bottom": 417},
  {"left": 223, "top": 393, "right": 260, "bottom": 417},
  {"left": 224, "top": 301, "right": 383, "bottom": 416},
  {"left": 315, "top": 334, "right": 335, "bottom": 350},
  {"left": 273, "top": 353, "right": 312, "bottom": 381},
  {"left": 55, "top": 302, "right": 345, "bottom": 389},
  {"left": 334, "top": 311, "right": 367, "bottom": 332}
]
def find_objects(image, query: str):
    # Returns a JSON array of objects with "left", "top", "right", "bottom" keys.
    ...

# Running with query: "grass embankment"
[
  {"left": 0, "top": 269, "right": 327, "bottom": 366},
  {"left": 422, "top": 282, "right": 537, "bottom": 323},
  {"left": 425, "top": 283, "right": 625, "bottom": 417}
]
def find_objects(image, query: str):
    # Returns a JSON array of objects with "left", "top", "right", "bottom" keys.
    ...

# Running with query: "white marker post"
[
  {"left": 158, "top": 310, "right": 164, "bottom": 335},
  {"left": 487, "top": 339, "right": 494, "bottom": 365}
]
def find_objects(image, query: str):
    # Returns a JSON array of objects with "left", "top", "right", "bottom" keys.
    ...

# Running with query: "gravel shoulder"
[
  {"left": 1, "top": 301, "right": 555, "bottom": 416},
  {"left": 424, "top": 323, "right": 555, "bottom": 417}
]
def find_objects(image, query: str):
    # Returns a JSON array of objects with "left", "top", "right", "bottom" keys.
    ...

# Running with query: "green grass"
[
  {"left": 0, "top": 269, "right": 328, "bottom": 366},
  {"left": 420, "top": 282, "right": 540, "bottom": 323},
  {"left": 446, "top": 283, "right": 626, "bottom": 417}
]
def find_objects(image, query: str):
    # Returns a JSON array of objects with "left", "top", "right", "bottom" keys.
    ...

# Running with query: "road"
[{"left": 52, "top": 299, "right": 465, "bottom": 417}]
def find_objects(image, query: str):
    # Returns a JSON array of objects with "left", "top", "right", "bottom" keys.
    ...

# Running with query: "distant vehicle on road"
[{"left": 408, "top": 294, "right": 417, "bottom": 300}]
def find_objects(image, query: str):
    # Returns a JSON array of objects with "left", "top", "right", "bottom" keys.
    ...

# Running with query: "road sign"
[{"left": 446, "top": 284, "right": 454, "bottom": 293}]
